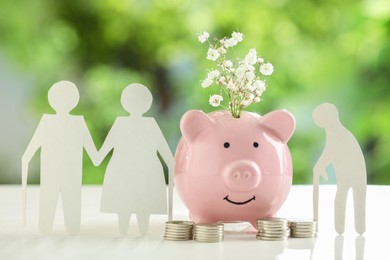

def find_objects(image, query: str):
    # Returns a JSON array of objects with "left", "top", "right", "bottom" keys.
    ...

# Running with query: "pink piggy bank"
[{"left": 174, "top": 110, "right": 296, "bottom": 228}]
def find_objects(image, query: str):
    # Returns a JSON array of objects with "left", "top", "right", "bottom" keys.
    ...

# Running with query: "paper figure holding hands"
[
  {"left": 22, "top": 81, "right": 99, "bottom": 234},
  {"left": 96, "top": 83, "right": 175, "bottom": 235},
  {"left": 313, "top": 103, "right": 367, "bottom": 235}
]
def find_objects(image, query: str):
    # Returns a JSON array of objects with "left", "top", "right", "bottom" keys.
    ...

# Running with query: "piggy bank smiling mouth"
[{"left": 223, "top": 195, "right": 256, "bottom": 205}]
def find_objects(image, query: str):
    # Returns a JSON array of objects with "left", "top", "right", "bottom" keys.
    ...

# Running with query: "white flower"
[
  {"left": 253, "top": 80, "right": 266, "bottom": 92},
  {"left": 201, "top": 78, "right": 213, "bottom": 88},
  {"left": 208, "top": 70, "right": 220, "bottom": 79},
  {"left": 227, "top": 80, "right": 238, "bottom": 91},
  {"left": 244, "top": 48, "right": 257, "bottom": 65},
  {"left": 218, "top": 47, "right": 227, "bottom": 55},
  {"left": 223, "top": 60, "right": 233, "bottom": 68},
  {"left": 257, "top": 57, "right": 264, "bottom": 64},
  {"left": 260, "top": 62, "right": 274, "bottom": 76},
  {"left": 253, "top": 96, "right": 261, "bottom": 103},
  {"left": 231, "top": 31, "right": 244, "bottom": 43},
  {"left": 198, "top": 31, "right": 209, "bottom": 43},
  {"left": 255, "top": 89, "right": 263, "bottom": 96},
  {"left": 224, "top": 37, "right": 238, "bottom": 48},
  {"left": 245, "top": 71, "right": 256, "bottom": 81},
  {"left": 244, "top": 64, "right": 255, "bottom": 71},
  {"left": 217, "top": 76, "right": 226, "bottom": 85},
  {"left": 207, "top": 48, "right": 220, "bottom": 61},
  {"left": 209, "top": 94, "right": 223, "bottom": 107},
  {"left": 235, "top": 66, "right": 246, "bottom": 79},
  {"left": 245, "top": 83, "right": 256, "bottom": 91}
]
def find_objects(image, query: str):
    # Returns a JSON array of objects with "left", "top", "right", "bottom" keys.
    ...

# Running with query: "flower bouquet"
[{"left": 198, "top": 31, "right": 274, "bottom": 118}]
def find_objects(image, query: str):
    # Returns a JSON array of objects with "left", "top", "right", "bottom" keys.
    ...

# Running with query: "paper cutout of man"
[
  {"left": 22, "top": 81, "right": 99, "bottom": 235},
  {"left": 96, "top": 83, "right": 175, "bottom": 235},
  {"left": 313, "top": 103, "right": 367, "bottom": 235}
]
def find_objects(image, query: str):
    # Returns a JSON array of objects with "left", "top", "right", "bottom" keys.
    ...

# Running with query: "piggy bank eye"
[
  {"left": 253, "top": 142, "right": 259, "bottom": 148},
  {"left": 224, "top": 142, "right": 230, "bottom": 148}
]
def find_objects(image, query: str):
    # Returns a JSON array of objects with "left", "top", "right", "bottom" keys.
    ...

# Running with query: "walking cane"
[
  {"left": 22, "top": 162, "right": 28, "bottom": 227},
  {"left": 313, "top": 170, "right": 319, "bottom": 221}
]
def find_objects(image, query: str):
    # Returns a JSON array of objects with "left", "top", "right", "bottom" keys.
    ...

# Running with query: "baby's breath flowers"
[{"left": 198, "top": 31, "right": 274, "bottom": 118}]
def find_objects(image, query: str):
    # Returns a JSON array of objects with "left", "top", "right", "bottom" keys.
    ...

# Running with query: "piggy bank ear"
[
  {"left": 259, "top": 110, "right": 296, "bottom": 143},
  {"left": 180, "top": 110, "right": 215, "bottom": 144}
]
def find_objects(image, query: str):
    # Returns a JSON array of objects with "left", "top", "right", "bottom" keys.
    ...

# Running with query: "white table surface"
[{"left": 0, "top": 185, "right": 389, "bottom": 260}]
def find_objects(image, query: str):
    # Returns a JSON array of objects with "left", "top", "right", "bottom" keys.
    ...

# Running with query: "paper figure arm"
[
  {"left": 154, "top": 120, "right": 175, "bottom": 221},
  {"left": 313, "top": 144, "right": 331, "bottom": 181},
  {"left": 81, "top": 118, "right": 100, "bottom": 166},
  {"left": 95, "top": 120, "right": 117, "bottom": 166}
]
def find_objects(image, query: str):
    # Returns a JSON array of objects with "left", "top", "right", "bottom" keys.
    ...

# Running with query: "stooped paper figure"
[
  {"left": 21, "top": 81, "right": 99, "bottom": 235},
  {"left": 312, "top": 103, "right": 367, "bottom": 235},
  {"left": 96, "top": 83, "right": 175, "bottom": 235}
]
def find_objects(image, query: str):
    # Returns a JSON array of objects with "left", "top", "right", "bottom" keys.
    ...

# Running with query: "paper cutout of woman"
[{"left": 97, "top": 83, "right": 174, "bottom": 235}]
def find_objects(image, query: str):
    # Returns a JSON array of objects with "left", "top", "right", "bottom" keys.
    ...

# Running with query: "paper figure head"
[
  {"left": 121, "top": 83, "right": 153, "bottom": 115},
  {"left": 312, "top": 102, "right": 339, "bottom": 128},
  {"left": 48, "top": 81, "right": 80, "bottom": 114}
]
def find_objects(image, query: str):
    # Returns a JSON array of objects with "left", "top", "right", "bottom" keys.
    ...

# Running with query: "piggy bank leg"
[
  {"left": 250, "top": 220, "right": 257, "bottom": 230},
  {"left": 137, "top": 213, "right": 150, "bottom": 235},
  {"left": 190, "top": 213, "right": 214, "bottom": 224},
  {"left": 118, "top": 212, "right": 131, "bottom": 235}
]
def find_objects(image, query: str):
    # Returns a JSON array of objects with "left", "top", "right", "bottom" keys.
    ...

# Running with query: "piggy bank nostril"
[
  {"left": 244, "top": 171, "right": 250, "bottom": 179},
  {"left": 233, "top": 172, "right": 239, "bottom": 179}
]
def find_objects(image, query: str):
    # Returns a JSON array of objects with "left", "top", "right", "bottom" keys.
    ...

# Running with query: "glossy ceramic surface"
[{"left": 175, "top": 110, "right": 296, "bottom": 227}]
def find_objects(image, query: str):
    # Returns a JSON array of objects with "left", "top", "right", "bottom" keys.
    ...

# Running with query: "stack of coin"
[
  {"left": 256, "top": 218, "right": 290, "bottom": 241},
  {"left": 289, "top": 219, "right": 318, "bottom": 238},
  {"left": 164, "top": 220, "right": 194, "bottom": 241},
  {"left": 193, "top": 223, "right": 224, "bottom": 243}
]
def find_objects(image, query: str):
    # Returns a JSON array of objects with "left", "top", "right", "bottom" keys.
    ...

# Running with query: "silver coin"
[
  {"left": 165, "top": 231, "right": 193, "bottom": 236},
  {"left": 258, "top": 217, "right": 288, "bottom": 223},
  {"left": 291, "top": 234, "right": 316, "bottom": 238},
  {"left": 258, "top": 220, "right": 288, "bottom": 225},
  {"left": 289, "top": 220, "right": 317, "bottom": 227},
  {"left": 164, "top": 235, "right": 193, "bottom": 239},
  {"left": 194, "top": 231, "right": 223, "bottom": 235},
  {"left": 258, "top": 226, "right": 290, "bottom": 231},
  {"left": 194, "top": 227, "right": 224, "bottom": 230},
  {"left": 258, "top": 234, "right": 290, "bottom": 238},
  {"left": 258, "top": 231, "right": 290, "bottom": 236},
  {"left": 164, "top": 236, "right": 193, "bottom": 240},
  {"left": 195, "top": 223, "right": 224, "bottom": 229},
  {"left": 290, "top": 233, "right": 317, "bottom": 238},
  {"left": 194, "top": 235, "right": 223, "bottom": 240},
  {"left": 256, "top": 235, "right": 289, "bottom": 241},
  {"left": 165, "top": 228, "right": 192, "bottom": 232},
  {"left": 165, "top": 226, "right": 193, "bottom": 231},
  {"left": 166, "top": 220, "right": 194, "bottom": 226},
  {"left": 164, "top": 238, "right": 192, "bottom": 241},
  {"left": 291, "top": 230, "right": 317, "bottom": 234},
  {"left": 258, "top": 230, "right": 290, "bottom": 235},
  {"left": 290, "top": 225, "right": 317, "bottom": 230},
  {"left": 164, "top": 233, "right": 193, "bottom": 237}
]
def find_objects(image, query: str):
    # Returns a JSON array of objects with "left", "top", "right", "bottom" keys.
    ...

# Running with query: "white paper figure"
[
  {"left": 21, "top": 81, "right": 99, "bottom": 235},
  {"left": 313, "top": 103, "right": 367, "bottom": 235},
  {"left": 96, "top": 83, "right": 175, "bottom": 235}
]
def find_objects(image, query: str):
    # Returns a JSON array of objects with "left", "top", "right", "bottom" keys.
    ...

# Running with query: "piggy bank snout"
[{"left": 222, "top": 160, "right": 261, "bottom": 192}]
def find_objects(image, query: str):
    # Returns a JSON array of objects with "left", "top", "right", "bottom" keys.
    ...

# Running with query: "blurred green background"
[{"left": 0, "top": 0, "right": 389, "bottom": 185}]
